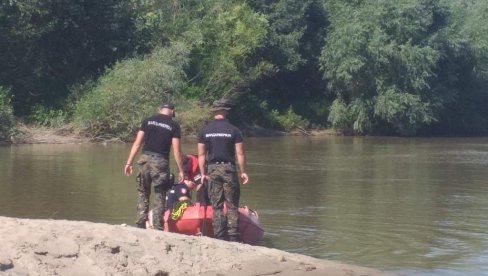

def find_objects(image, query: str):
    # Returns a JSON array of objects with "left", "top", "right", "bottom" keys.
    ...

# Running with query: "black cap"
[
  {"left": 210, "top": 100, "right": 231, "bottom": 112},
  {"left": 160, "top": 103, "right": 175, "bottom": 110}
]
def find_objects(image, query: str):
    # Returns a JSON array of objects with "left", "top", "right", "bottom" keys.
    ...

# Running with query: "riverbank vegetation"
[{"left": 1, "top": 0, "right": 488, "bottom": 141}]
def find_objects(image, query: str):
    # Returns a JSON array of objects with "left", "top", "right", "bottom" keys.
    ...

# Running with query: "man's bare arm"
[
  {"left": 198, "top": 143, "right": 207, "bottom": 183},
  {"left": 124, "top": 130, "right": 144, "bottom": 176},
  {"left": 172, "top": 137, "right": 184, "bottom": 182},
  {"left": 235, "top": 142, "right": 248, "bottom": 184}
]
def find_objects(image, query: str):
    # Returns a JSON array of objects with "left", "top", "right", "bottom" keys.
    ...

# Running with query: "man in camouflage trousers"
[
  {"left": 135, "top": 154, "right": 169, "bottom": 228},
  {"left": 125, "top": 103, "right": 184, "bottom": 230},
  {"left": 197, "top": 100, "right": 249, "bottom": 241}
]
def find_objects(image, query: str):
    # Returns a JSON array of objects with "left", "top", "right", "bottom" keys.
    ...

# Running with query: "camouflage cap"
[
  {"left": 210, "top": 100, "right": 231, "bottom": 112},
  {"left": 160, "top": 102, "right": 175, "bottom": 110}
]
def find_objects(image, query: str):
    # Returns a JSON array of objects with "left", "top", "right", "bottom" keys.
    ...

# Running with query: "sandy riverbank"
[{"left": 0, "top": 216, "right": 395, "bottom": 276}]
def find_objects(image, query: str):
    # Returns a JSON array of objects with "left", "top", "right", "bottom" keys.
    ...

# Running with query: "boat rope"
[{"left": 171, "top": 200, "right": 191, "bottom": 220}]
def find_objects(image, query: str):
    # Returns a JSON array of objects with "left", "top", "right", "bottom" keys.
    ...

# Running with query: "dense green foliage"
[
  {"left": 73, "top": 42, "right": 193, "bottom": 140},
  {"left": 322, "top": 0, "right": 446, "bottom": 135},
  {"left": 1, "top": 0, "right": 488, "bottom": 138},
  {"left": 0, "top": 0, "right": 137, "bottom": 116},
  {"left": 0, "top": 87, "right": 15, "bottom": 141}
]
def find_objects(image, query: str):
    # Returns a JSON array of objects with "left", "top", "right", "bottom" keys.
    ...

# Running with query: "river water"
[{"left": 1, "top": 136, "right": 488, "bottom": 275}]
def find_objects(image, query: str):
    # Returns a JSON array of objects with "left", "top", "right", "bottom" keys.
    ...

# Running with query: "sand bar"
[{"left": 0, "top": 216, "right": 396, "bottom": 276}]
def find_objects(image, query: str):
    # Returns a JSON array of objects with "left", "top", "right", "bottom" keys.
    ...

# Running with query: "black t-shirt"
[
  {"left": 197, "top": 119, "right": 243, "bottom": 163},
  {"left": 139, "top": 114, "right": 181, "bottom": 158},
  {"left": 166, "top": 183, "right": 191, "bottom": 210}
]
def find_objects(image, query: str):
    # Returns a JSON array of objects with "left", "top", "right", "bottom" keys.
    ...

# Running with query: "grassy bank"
[{"left": 5, "top": 123, "right": 339, "bottom": 145}]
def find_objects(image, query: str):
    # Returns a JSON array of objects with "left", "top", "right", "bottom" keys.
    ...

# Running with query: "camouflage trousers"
[
  {"left": 135, "top": 153, "right": 171, "bottom": 230},
  {"left": 207, "top": 163, "right": 240, "bottom": 241}
]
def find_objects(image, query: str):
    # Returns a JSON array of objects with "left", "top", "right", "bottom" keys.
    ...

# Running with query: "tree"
[
  {"left": 429, "top": 0, "right": 488, "bottom": 135},
  {"left": 0, "top": 0, "right": 137, "bottom": 114},
  {"left": 73, "top": 42, "right": 196, "bottom": 140},
  {"left": 321, "top": 0, "right": 450, "bottom": 135},
  {"left": 185, "top": 0, "right": 269, "bottom": 101},
  {"left": 242, "top": 0, "right": 329, "bottom": 128}
]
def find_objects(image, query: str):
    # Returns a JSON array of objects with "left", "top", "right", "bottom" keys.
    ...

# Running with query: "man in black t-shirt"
[
  {"left": 124, "top": 103, "right": 184, "bottom": 230},
  {"left": 197, "top": 100, "right": 249, "bottom": 242}
]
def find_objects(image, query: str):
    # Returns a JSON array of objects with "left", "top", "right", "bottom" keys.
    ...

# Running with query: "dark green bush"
[
  {"left": 26, "top": 105, "right": 69, "bottom": 127},
  {"left": 73, "top": 42, "right": 206, "bottom": 140},
  {"left": 270, "top": 107, "right": 309, "bottom": 131},
  {"left": 255, "top": 101, "right": 309, "bottom": 131},
  {"left": 0, "top": 87, "right": 15, "bottom": 141}
]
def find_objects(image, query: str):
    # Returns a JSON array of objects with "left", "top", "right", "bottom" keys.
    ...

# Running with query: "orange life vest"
[{"left": 185, "top": 154, "right": 199, "bottom": 179}]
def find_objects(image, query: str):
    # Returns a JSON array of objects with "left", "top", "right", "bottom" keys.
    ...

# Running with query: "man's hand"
[
  {"left": 241, "top": 173, "right": 249, "bottom": 184},
  {"left": 124, "top": 164, "right": 133, "bottom": 176},
  {"left": 178, "top": 171, "right": 185, "bottom": 183},
  {"left": 200, "top": 174, "right": 207, "bottom": 185}
]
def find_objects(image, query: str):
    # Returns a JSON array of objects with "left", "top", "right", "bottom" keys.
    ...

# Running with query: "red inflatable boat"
[{"left": 148, "top": 203, "right": 264, "bottom": 245}]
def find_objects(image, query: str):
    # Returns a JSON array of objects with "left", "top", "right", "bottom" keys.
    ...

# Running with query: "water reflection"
[{"left": 1, "top": 137, "right": 488, "bottom": 275}]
